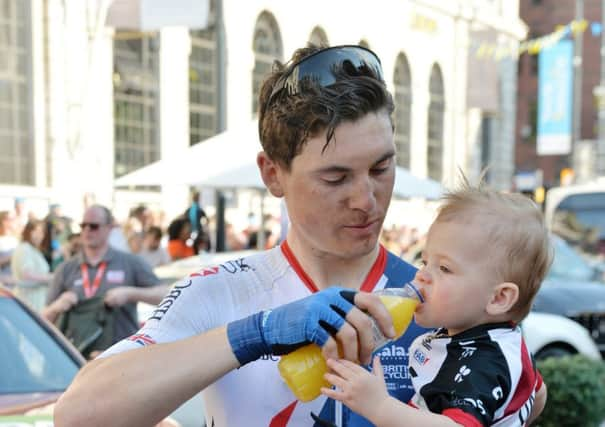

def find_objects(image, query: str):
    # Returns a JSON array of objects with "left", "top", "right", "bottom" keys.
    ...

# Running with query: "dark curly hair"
[{"left": 258, "top": 44, "right": 394, "bottom": 170}]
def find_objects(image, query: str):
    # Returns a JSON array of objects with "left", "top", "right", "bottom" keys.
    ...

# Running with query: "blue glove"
[{"left": 226, "top": 287, "right": 356, "bottom": 366}]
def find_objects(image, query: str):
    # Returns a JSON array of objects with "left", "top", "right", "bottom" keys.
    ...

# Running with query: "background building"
[
  {"left": 515, "top": 0, "right": 604, "bottom": 191},
  {"left": 0, "top": 0, "right": 526, "bottom": 228}
]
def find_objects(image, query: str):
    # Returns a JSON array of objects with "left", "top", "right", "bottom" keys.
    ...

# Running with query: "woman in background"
[
  {"left": 11, "top": 220, "right": 52, "bottom": 312},
  {"left": 166, "top": 216, "right": 194, "bottom": 260}
]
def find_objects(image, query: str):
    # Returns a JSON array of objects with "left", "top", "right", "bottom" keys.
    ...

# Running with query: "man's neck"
[
  {"left": 84, "top": 245, "right": 109, "bottom": 266},
  {"left": 286, "top": 235, "right": 380, "bottom": 291}
]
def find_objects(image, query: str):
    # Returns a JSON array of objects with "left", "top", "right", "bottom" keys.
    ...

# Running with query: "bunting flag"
[{"left": 471, "top": 19, "right": 602, "bottom": 61}]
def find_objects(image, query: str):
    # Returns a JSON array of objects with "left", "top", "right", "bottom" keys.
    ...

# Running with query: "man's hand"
[
  {"left": 104, "top": 287, "right": 134, "bottom": 307},
  {"left": 42, "top": 291, "right": 78, "bottom": 323},
  {"left": 226, "top": 287, "right": 395, "bottom": 366}
]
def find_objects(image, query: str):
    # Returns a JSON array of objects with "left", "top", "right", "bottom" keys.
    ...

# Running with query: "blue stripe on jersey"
[{"left": 315, "top": 252, "right": 431, "bottom": 426}]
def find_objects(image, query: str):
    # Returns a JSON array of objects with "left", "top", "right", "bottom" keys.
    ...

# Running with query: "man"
[
  {"left": 139, "top": 226, "right": 171, "bottom": 267},
  {"left": 55, "top": 44, "right": 428, "bottom": 426},
  {"left": 43, "top": 205, "right": 168, "bottom": 347},
  {"left": 184, "top": 191, "right": 211, "bottom": 252}
]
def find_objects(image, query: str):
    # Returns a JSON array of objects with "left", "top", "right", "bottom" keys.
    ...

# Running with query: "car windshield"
[
  {"left": 0, "top": 299, "right": 80, "bottom": 394},
  {"left": 546, "top": 235, "right": 596, "bottom": 282}
]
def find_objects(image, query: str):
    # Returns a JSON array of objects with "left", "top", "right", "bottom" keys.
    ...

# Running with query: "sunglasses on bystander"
[{"left": 79, "top": 222, "right": 102, "bottom": 231}]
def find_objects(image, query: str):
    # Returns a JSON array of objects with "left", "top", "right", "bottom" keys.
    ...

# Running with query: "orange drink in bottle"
[{"left": 278, "top": 282, "right": 423, "bottom": 402}]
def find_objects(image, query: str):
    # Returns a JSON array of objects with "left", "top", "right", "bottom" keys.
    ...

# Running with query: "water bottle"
[{"left": 278, "top": 282, "right": 424, "bottom": 402}]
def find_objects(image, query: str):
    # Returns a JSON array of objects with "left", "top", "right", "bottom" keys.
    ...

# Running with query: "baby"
[{"left": 322, "top": 180, "right": 552, "bottom": 426}]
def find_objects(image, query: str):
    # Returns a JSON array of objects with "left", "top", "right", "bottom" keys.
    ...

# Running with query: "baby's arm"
[
  {"left": 321, "top": 356, "right": 460, "bottom": 427},
  {"left": 527, "top": 382, "right": 547, "bottom": 425}
]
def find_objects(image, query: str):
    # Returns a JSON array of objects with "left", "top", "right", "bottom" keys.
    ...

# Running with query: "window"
[
  {"left": 251, "top": 11, "right": 282, "bottom": 115},
  {"left": 113, "top": 33, "right": 160, "bottom": 178},
  {"left": 0, "top": 299, "right": 80, "bottom": 393},
  {"left": 0, "top": 0, "right": 33, "bottom": 185},
  {"left": 308, "top": 26, "right": 328, "bottom": 47},
  {"left": 189, "top": 0, "right": 218, "bottom": 146},
  {"left": 427, "top": 64, "right": 445, "bottom": 181},
  {"left": 393, "top": 53, "right": 412, "bottom": 169}
]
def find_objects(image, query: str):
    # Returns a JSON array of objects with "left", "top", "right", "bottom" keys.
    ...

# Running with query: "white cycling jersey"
[{"left": 103, "top": 242, "right": 428, "bottom": 427}]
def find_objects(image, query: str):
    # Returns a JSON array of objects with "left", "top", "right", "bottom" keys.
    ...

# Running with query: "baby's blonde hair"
[{"left": 434, "top": 176, "right": 553, "bottom": 321}]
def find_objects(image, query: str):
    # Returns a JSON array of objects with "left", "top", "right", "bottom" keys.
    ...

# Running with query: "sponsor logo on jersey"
[
  {"left": 454, "top": 365, "right": 472, "bottom": 383},
  {"left": 128, "top": 333, "right": 156, "bottom": 347},
  {"left": 150, "top": 280, "right": 192, "bottom": 321},
  {"left": 221, "top": 258, "right": 255, "bottom": 274},
  {"left": 451, "top": 397, "right": 487, "bottom": 415},
  {"left": 421, "top": 336, "right": 433, "bottom": 351},
  {"left": 190, "top": 266, "right": 220, "bottom": 278},
  {"left": 413, "top": 348, "right": 430, "bottom": 365},
  {"left": 259, "top": 354, "right": 280, "bottom": 362},
  {"left": 382, "top": 363, "right": 410, "bottom": 382},
  {"left": 458, "top": 340, "right": 477, "bottom": 360},
  {"left": 189, "top": 259, "right": 255, "bottom": 278},
  {"left": 376, "top": 344, "right": 407, "bottom": 359}
]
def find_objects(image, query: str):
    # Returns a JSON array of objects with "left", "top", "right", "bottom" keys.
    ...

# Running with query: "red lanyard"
[{"left": 81, "top": 262, "right": 107, "bottom": 298}]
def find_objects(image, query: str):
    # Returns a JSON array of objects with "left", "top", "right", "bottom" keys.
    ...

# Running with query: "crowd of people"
[{"left": 0, "top": 197, "right": 264, "bottom": 309}]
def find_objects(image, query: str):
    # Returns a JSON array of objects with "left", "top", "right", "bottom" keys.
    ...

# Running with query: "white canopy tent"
[
  {"left": 114, "top": 121, "right": 263, "bottom": 188},
  {"left": 114, "top": 121, "right": 442, "bottom": 199}
]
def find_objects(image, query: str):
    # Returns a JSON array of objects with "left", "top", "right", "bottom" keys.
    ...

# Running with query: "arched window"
[
  {"left": 252, "top": 11, "right": 282, "bottom": 115},
  {"left": 0, "top": 1, "right": 33, "bottom": 184},
  {"left": 427, "top": 64, "right": 444, "bottom": 181},
  {"left": 189, "top": 0, "right": 218, "bottom": 145},
  {"left": 308, "top": 26, "right": 328, "bottom": 47},
  {"left": 113, "top": 32, "right": 160, "bottom": 177},
  {"left": 393, "top": 53, "right": 412, "bottom": 169}
]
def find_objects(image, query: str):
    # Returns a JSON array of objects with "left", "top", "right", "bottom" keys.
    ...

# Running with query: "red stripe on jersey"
[
  {"left": 360, "top": 245, "right": 386, "bottom": 292},
  {"left": 280, "top": 241, "right": 387, "bottom": 293},
  {"left": 281, "top": 241, "right": 318, "bottom": 293},
  {"left": 269, "top": 400, "right": 298, "bottom": 427},
  {"left": 442, "top": 408, "right": 483, "bottom": 427},
  {"left": 503, "top": 338, "right": 537, "bottom": 417}
]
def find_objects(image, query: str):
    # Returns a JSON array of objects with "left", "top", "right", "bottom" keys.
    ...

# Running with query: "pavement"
[{"left": 170, "top": 393, "right": 206, "bottom": 427}]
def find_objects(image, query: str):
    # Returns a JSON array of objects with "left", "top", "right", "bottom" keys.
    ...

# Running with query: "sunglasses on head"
[
  {"left": 266, "top": 45, "right": 384, "bottom": 108},
  {"left": 80, "top": 222, "right": 103, "bottom": 231}
]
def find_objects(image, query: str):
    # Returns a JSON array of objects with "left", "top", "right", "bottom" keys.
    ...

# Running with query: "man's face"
[
  {"left": 80, "top": 207, "right": 112, "bottom": 250},
  {"left": 144, "top": 234, "right": 160, "bottom": 251},
  {"left": 278, "top": 110, "right": 395, "bottom": 260}
]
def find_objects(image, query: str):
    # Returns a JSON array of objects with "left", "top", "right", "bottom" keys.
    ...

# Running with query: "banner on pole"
[{"left": 537, "top": 39, "right": 573, "bottom": 156}]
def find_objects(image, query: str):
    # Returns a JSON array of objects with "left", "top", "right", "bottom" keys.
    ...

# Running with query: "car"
[
  {"left": 532, "top": 235, "right": 605, "bottom": 356},
  {"left": 522, "top": 311, "right": 601, "bottom": 360},
  {"left": 544, "top": 180, "right": 605, "bottom": 256},
  {"left": 0, "top": 286, "right": 85, "bottom": 424},
  {"left": 0, "top": 286, "right": 180, "bottom": 427}
]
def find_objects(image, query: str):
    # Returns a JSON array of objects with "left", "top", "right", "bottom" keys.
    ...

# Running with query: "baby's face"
[{"left": 413, "top": 220, "right": 498, "bottom": 336}]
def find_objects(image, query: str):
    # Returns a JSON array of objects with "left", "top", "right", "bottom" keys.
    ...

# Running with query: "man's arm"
[
  {"left": 101, "top": 253, "right": 169, "bottom": 307},
  {"left": 54, "top": 288, "right": 394, "bottom": 427},
  {"left": 103, "top": 283, "right": 170, "bottom": 307},
  {"left": 54, "top": 326, "right": 237, "bottom": 427},
  {"left": 42, "top": 263, "right": 75, "bottom": 323},
  {"left": 527, "top": 383, "right": 547, "bottom": 425}
]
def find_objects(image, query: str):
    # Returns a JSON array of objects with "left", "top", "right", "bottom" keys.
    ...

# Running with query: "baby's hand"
[{"left": 321, "top": 356, "right": 391, "bottom": 421}]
